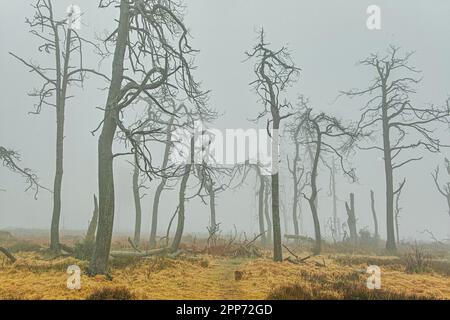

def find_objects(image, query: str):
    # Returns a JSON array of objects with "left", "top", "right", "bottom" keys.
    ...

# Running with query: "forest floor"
[{"left": 0, "top": 232, "right": 449, "bottom": 300}]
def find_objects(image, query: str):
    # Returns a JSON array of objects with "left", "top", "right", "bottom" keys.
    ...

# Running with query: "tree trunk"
[
  {"left": 395, "top": 213, "right": 400, "bottom": 245},
  {"left": 132, "top": 160, "right": 142, "bottom": 246},
  {"left": 370, "top": 190, "right": 379, "bottom": 240},
  {"left": 50, "top": 27, "right": 72, "bottom": 252},
  {"left": 256, "top": 168, "right": 267, "bottom": 245},
  {"left": 149, "top": 114, "right": 176, "bottom": 247},
  {"left": 208, "top": 183, "right": 217, "bottom": 230},
  {"left": 308, "top": 129, "right": 322, "bottom": 255},
  {"left": 269, "top": 112, "right": 283, "bottom": 261},
  {"left": 89, "top": 0, "right": 129, "bottom": 275},
  {"left": 264, "top": 182, "right": 272, "bottom": 244},
  {"left": 171, "top": 138, "right": 194, "bottom": 252},
  {"left": 86, "top": 194, "right": 99, "bottom": 243},
  {"left": 381, "top": 83, "right": 396, "bottom": 252},
  {"left": 345, "top": 193, "right": 357, "bottom": 246},
  {"left": 331, "top": 157, "right": 339, "bottom": 241}
]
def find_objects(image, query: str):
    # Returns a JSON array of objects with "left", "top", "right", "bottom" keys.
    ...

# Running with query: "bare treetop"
[{"left": 246, "top": 29, "right": 301, "bottom": 124}]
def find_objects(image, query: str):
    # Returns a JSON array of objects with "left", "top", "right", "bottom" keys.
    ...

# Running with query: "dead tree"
[
  {"left": 297, "top": 98, "right": 359, "bottom": 254},
  {"left": 431, "top": 158, "right": 450, "bottom": 222},
  {"left": 345, "top": 193, "right": 357, "bottom": 246},
  {"left": 11, "top": 0, "right": 103, "bottom": 253},
  {"left": 286, "top": 117, "right": 307, "bottom": 243},
  {"left": 85, "top": 195, "right": 99, "bottom": 243},
  {"left": 89, "top": 0, "right": 206, "bottom": 275},
  {"left": 246, "top": 29, "right": 301, "bottom": 261},
  {"left": 394, "top": 179, "right": 406, "bottom": 244},
  {"left": 342, "top": 46, "right": 450, "bottom": 252},
  {"left": 370, "top": 190, "right": 379, "bottom": 240}
]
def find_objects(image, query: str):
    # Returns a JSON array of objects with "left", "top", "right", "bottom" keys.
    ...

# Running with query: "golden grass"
[{"left": 0, "top": 250, "right": 449, "bottom": 300}]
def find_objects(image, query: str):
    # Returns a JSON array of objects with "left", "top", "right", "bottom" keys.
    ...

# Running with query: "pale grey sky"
[{"left": 1, "top": 0, "right": 449, "bottom": 241}]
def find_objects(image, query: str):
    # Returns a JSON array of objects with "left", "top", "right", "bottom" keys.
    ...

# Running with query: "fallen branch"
[
  {"left": 110, "top": 247, "right": 167, "bottom": 258},
  {"left": 0, "top": 247, "right": 16, "bottom": 263}
]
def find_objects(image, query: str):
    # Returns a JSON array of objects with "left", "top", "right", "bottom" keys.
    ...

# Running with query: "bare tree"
[
  {"left": 342, "top": 46, "right": 450, "bottom": 252},
  {"left": 89, "top": 0, "right": 206, "bottom": 275},
  {"left": 297, "top": 99, "right": 358, "bottom": 254},
  {"left": 10, "top": 0, "right": 104, "bottom": 252},
  {"left": 246, "top": 29, "right": 300, "bottom": 261},
  {"left": 431, "top": 158, "right": 450, "bottom": 222}
]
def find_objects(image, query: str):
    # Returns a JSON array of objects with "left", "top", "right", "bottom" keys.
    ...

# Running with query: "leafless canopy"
[
  {"left": 343, "top": 46, "right": 450, "bottom": 171},
  {"left": 245, "top": 29, "right": 300, "bottom": 129}
]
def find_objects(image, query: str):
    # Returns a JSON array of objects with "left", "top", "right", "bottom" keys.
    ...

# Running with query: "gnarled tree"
[
  {"left": 10, "top": 0, "right": 103, "bottom": 252},
  {"left": 246, "top": 29, "right": 300, "bottom": 261},
  {"left": 89, "top": 0, "right": 206, "bottom": 275},
  {"left": 342, "top": 46, "right": 450, "bottom": 252}
]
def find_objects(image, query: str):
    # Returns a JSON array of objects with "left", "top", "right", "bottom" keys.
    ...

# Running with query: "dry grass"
[{"left": 0, "top": 236, "right": 449, "bottom": 300}]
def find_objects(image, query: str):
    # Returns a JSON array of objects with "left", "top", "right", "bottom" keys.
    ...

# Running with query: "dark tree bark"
[
  {"left": 86, "top": 194, "right": 99, "bottom": 243},
  {"left": 370, "top": 190, "right": 379, "bottom": 240},
  {"left": 345, "top": 193, "right": 358, "bottom": 246}
]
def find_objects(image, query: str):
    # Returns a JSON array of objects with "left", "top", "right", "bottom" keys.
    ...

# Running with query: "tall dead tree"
[
  {"left": 11, "top": 0, "right": 101, "bottom": 252},
  {"left": 297, "top": 99, "right": 358, "bottom": 254},
  {"left": 246, "top": 29, "right": 300, "bottom": 261},
  {"left": 431, "top": 158, "right": 450, "bottom": 222},
  {"left": 89, "top": 0, "right": 205, "bottom": 275},
  {"left": 370, "top": 190, "right": 379, "bottom": 240},
  {"left": 342, "top": 46, "right": 450, "bottom": 252},
  {"left": 345, "top": 193, "right": 357, "bottom": 246}
]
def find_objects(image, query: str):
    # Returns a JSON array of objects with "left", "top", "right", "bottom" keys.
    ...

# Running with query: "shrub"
[
  {"left": 86, "top": 286, "right": 135, "bottom": 300},
  {"left": 404, "top": 244, "right": 432, "bottom": 274}
]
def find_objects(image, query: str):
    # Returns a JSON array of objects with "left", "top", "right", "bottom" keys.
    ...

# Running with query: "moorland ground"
[{"left": 0, "top": 231, "right": 449, "bottom": 300}]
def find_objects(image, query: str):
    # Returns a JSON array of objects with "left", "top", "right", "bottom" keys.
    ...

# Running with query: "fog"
[{"left": 1, "top": 0, "right": 450, "bottom": 242}]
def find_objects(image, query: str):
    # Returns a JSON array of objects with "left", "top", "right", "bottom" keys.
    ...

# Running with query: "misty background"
[{"left": 1, "top": 0, "right": 449, "bottom": 241}]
